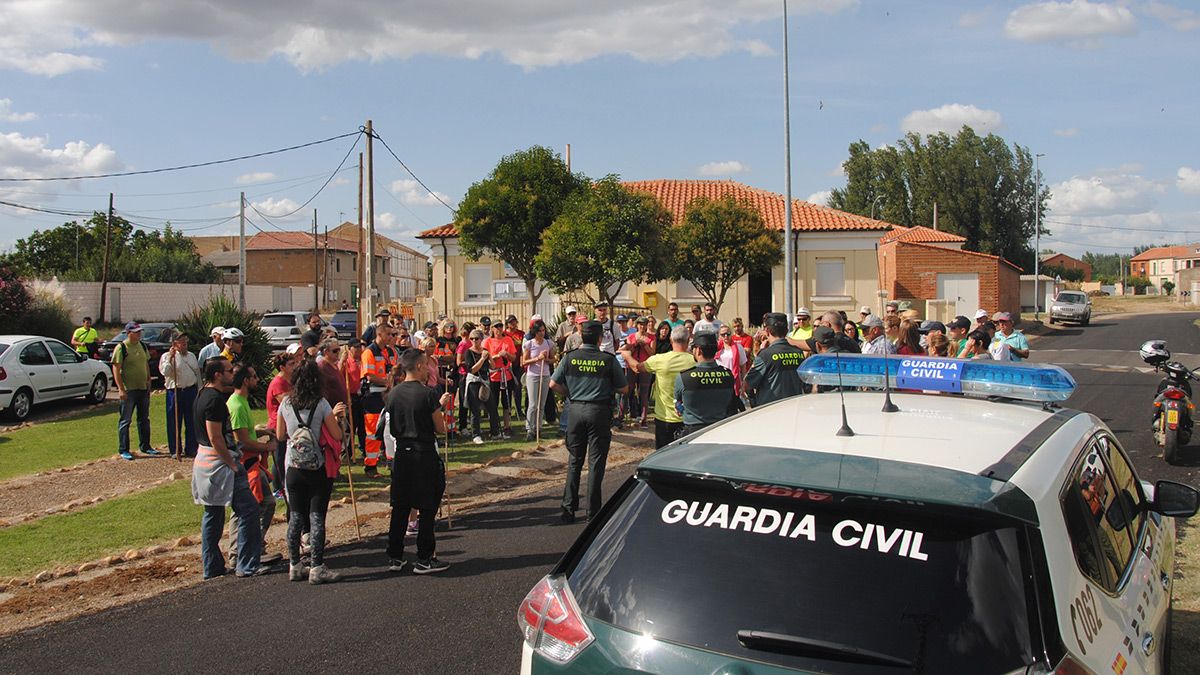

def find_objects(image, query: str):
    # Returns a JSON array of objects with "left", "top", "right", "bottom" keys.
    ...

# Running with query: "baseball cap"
[
  {"left": 209, "top": 325, "right": 225, "bottom": 337},
  {"left": 949, "top": 316, "right": 971, "bottom": 331},
  {"left": 859, "top": 305, "right": 872, "bottom": 315},
  {"left": 635, "top": 315, "right": 649, "bottom": 324},
  {"left": 479, "top": 315, "right": 492, "bottom": 326},
  {"left": 575, "top": 314, "right": 588, "bottom": 324},
  {"left": 690, "top": 332, "right": 718, "bottom": 350},
  {"left": 506, "top": 314, "right": 518, "bottom": 323},
  {"left": 616, "top": 314, "right": 628, "bottom": 321},
  {"left": 412, "top": 330, "right": 427, "bottom": 342},
  {"left": 861, "top": 314, "right": 884, "bottom": 329},
  {"left": 285, "top": 343, "right": 303, "bottom": 355},
  {"left": 531, "top": 314, "right": 543, "bottom": 323},
  {"left": 974, "top": 309, "right": 989, "bottom": 320},
  {"left": 886, "top": 300, "right": 899, "bottom": 310},
  {"left": 992, "top": 311, "right": 1013, "bottom": 322},
  {"left": 125, "top": 321, "right": 143, "bottom": 333},
  {"left": 375, "top": 308, "right": 391, "bottom": 317},
  {"left": 594, "top": 300, "right": 609, "bottom": 308},
  {"left": 812, "top": 325, "right": 837, "bottom": 347},
  {"left": 565, "top": 306, "right": 578, "bottom": 315},
  {"left": 917, "top": 320, "right": 946, "bottom": 335}
]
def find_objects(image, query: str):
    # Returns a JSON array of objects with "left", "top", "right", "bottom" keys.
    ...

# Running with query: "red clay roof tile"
[{"left": 879, "top": 225, "right": 966, "bottom": 244}]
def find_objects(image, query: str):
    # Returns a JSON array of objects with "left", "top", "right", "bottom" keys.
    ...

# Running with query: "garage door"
[{"left": 937, "top": 273, "right": 979, "bottom": 317}]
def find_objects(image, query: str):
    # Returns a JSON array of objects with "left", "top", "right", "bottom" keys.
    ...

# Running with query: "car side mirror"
[{"left": 1149, "top": 480, "right": 1200, "bottom": 518}]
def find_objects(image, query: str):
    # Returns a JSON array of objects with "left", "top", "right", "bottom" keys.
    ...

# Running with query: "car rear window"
[
  {"left": 0, "top": 343, "right": 8, "bottom": 356},
  {"left": 566, "top": 478, "right": 1038, "bottom": 673},
  {"left": 261, "top": 315, "right": 298, "bottom": 327},
  {"left": 333, "top": 311, "right": 356, "bottom": 322}
]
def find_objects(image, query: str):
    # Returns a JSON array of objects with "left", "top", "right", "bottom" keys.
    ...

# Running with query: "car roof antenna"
[
  {"left": 834, "top": 350, "right": 855, "bottom": 437},
  {"left": 880, "top": 333, "right": 900, "bottom": 413}
]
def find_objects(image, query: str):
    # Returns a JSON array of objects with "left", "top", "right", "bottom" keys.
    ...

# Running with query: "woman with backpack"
[{"left": 275, "top": 359, "right": 347, "bottom": 584}]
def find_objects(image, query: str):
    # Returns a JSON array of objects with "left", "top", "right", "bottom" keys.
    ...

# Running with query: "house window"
[
  {"left": 674, "top": 278, "right": 705, "bottom": 300},
  {"left": 465, "top": 264, "right": 493, "bottom": 302},
  {"left": 335, "top": 258, "right": 341, "bottom": 273},
  {"left": 815, "top": 259, "right": 846, "bottom": 297},
  {"left": 352, "top": 257, "right": 357, "bottom": 272}
]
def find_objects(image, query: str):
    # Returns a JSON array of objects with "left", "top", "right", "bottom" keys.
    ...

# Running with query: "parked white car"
[
  {"left": 0, "top": 335, "right": 111, "bottom": 421},
  {"left": 1050, "top": 290, "right": 1093, "bottom": 326}
]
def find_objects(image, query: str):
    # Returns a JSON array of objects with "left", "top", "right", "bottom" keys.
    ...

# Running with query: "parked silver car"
[
  {"left": 1049, "top": 290, "right": 1092, "bottom": 326},
  {"left": 0, "top": 335, "right": 111, "bottom": 421},
  {"left": 259, "top": 311, "right": 315, "bottom": 349}
]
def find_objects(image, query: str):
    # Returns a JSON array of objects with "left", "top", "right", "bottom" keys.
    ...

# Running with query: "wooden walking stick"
[
  {"left": 171, "top": 350, "right": 182, "bottom": 462},
  {"left": 440, "top": 367, "right": 455, "bottom": 529},
  {"left": 342, "top": 368, "right": 363, "bottom": 541},
  {"left": 534, "top": 368, "right": 547, "bottom": 453}
]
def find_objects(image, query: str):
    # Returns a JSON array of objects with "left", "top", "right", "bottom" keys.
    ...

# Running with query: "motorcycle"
[{"left": 1140, "top": 340, "right": 1195, "bottom": 464}]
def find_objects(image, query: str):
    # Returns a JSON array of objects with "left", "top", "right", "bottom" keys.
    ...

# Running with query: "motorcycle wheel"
[{"left": 1165, "top": 424, "right": 1181, "bottom": 465}]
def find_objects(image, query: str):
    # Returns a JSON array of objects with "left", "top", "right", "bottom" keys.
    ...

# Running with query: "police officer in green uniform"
[
  {"left": 745, "top": 312, "right": 806, "bottom": 406},
  {"left": 674, "top": 332, "right": 736, "bottom": 436},
  {"left": 549, "top": 320, "right": 628, "bottom": 523}
]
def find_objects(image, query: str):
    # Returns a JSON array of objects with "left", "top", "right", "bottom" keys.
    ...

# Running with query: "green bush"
[{"left": 176, "top": 294, "right": 272, "bottom": 403}]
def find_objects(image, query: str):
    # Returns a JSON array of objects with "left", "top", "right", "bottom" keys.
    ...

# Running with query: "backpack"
[{"left": 285, "top": 403, "right": 322, "bottom": 470}]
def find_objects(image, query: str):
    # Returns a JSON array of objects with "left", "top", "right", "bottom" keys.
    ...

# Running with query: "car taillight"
[
  {"left": 1164, "top": 388, "right": 1187, "bottom": 400},
  {"left": 517, "top": 575, "right": 594, "bottom": 664},
  {"left": 1052, "top": 654, "right": 1097, "bottom": 675},
  {"left": 0, "top": 366, "right": 6, "bottom": 381}
]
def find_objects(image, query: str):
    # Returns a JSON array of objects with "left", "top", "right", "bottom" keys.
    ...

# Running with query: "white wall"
[{"left": 56, "top": 281, "right": 282, "bottom": 324}]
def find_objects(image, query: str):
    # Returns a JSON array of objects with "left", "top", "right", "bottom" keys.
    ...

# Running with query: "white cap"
[
  {"left": 974, "top": 309, "right": 989, "bottom": 320},
  {"left": 859, "top": 305, "right": 871, "bottom": 315},
  {"left": 210, "top": 326, "right": 225, "bottom": 336},
  {"left": 285, "top": 343, "right": 302, "bottom": 355},
  {"left": 564, "top": 306, "right": 578, "bottom": 315},
  {"left": 413, "top": 330, "right": 427, "bottom": 342},
  {"left": 531, "top": 314, "right": 543, "bottom": 322}
]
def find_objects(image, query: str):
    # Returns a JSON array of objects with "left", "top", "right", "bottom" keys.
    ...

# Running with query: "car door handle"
[
  {"left": 1142, "top": 632, "right": 1154, "bottom": 656},
  {"left": 1161, "top": 571, "right": 1170, "bottom": 591},
  {"left": 63, "top": 369, "right": 69, "bottom": 373}
]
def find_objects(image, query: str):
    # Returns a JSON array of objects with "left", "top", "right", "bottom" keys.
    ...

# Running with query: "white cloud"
[
  {"left": 1178, "top": 167, "right": 1200, "bottom": 194},
  {"left": 697, "top": 160, "right": 749, "bottom": 176},
  {"left": 0, "top": 132, "right": 121, "bottom": 184},
  {"left": 1048, "top": 170, "right": 1165, "bottom": 217},
  {"left": 331, "top": 176, "right": 352, "bottom": 186},
  {"left": 375, "top": 211, "right": 426, "bottom": 244},
  {"left": 1054, "top": 127, "right": 1080, "bottom": 137},
  {"left": 236, "top": 171, "right": 277, "bottom": 184},
  {"left": 390, "top": 178, "right": 451, "bottom": 207},
  {"left": 958, "top": 8, "right": 993, "bottom": 28},
  {"left": 827, "top": 163, "right": 846, "bottom": 178},
  {"left": 1143, "top": 2, "right": 1200, "bottom": 31},
  {"left": 250, "top": 196, "right": 303, "bottom": 219},
  {"left": 0, "top": 0, "right": 858, "bottom": 75},
  {"left": 1004, "top": 1, "right": 1137, "bottom": 47},
  {"left": 901, "top": 103, "right": 1004, "bottom": 136},
  {"left": 0, "top": 99, "right": 36, "bottom": 122},
  {"left": 806, "top": 190, "right": 832, "bottom": 206}
]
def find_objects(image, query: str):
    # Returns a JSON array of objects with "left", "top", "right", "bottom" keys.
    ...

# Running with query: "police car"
[{"left": 517, "top": 355, "right": 1199, "bottom": 674}]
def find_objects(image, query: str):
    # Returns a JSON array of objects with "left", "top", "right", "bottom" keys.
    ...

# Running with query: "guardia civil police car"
[{"left": 517, "top": 354, "right": 1199, "bottom": 674}]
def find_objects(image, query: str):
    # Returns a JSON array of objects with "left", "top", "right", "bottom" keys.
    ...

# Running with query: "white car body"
[
  {"left": 1050, "top": 290, "right": 1093, "bottom": 325},
  {"left": 0, "top": 335, "right": 112, "bottom": 421}
]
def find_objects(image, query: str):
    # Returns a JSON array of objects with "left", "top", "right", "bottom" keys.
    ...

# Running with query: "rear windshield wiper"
[{"left": 737, "top": 630, "right": 913, "bottom": 669}]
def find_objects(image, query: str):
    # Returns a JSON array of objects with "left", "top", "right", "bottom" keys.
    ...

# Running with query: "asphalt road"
[{"left": 2, "top": 311, "right": 1199, "bottom": 674}]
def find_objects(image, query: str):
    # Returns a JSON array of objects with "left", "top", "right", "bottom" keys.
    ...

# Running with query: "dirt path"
[
  {"left": 0, "top": 454, "right": 188, "bottom": 526},
  {"left": 0, "top": 429, "right": 656, "bottom": 636}
]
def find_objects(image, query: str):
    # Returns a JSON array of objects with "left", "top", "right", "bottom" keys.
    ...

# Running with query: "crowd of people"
[{"left": 83, "top": 297, "right": 1030, "bottom": 581}]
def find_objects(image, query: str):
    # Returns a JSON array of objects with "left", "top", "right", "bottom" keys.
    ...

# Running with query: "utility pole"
[
  {"left": 1034, "top": 153, "right": 1044, "bottom": 319},
  {"left": 781, "top": 0, "right": 794, "bottom": 319},
  {"left": 365, "top": 120, "right": 376, "bottom": 321},
  {"left": 99, "top": 193, "right": 113, "bottom": 323},
  {"left": 238, "top": 192, "right": 246, "bottom": 311},
  {"left": 357, "top": 151, "right": 364, "bottom": 328},
  {"left": 313, "top": 209, "right": 319, "bottom": 312},
  {"left": 323, "top": 225, "right": 329, "bottom": 307}
]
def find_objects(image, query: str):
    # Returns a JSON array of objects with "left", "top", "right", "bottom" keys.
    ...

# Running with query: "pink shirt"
[{"left": 266, "top": 375, "right": 290, "bottom": 429}]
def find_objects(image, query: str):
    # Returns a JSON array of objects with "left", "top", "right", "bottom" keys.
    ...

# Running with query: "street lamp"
[
  {"left": 871, "top": 195, "right": 884, "bottom": 221},
  {"left": 782, "top": 0, "right": 794, "bottom": 320},
  {"left": 1034, "top": 153, "right": 1044, "bottom": 320}
]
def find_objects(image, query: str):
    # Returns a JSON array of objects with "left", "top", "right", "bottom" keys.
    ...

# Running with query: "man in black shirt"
[
  {"left": 383, "top": 349, "right": 454, "bottom": 574},
  {"left": 191, "top": 357, "right": 268, "bottom": 579},
  {"left": 675, "top": 332, "right": 736, "bottom": 436},
  {"left": 300, "top": 313, "right": 324, "bottom": 353},
  {"left": 745, "top": 313, "right": 806, "bottom": 406},
  {"left": 550, "top": 320, "right": 628, "bottom": 523}
]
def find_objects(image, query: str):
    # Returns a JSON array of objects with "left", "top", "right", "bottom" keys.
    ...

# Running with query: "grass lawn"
[
  {"left": 0, "top": 395, "right": 266, "bottom": 482},
  {"left": 0, "top": 480, "right": 195, "bottom": 578}
]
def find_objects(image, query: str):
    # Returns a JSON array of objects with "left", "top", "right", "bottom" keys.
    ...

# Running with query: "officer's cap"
[
  {"left": 580, "top": 320, "right": 603, "bottom": 342},
  {"left": 764, "top": 312, "right": 788, "bottom": 331},
  {"left": 812, "top": 325, "right": 837, "bottom": 347},
  {"left": 690, "top": 332, "right": 718, "bottom": 350}
]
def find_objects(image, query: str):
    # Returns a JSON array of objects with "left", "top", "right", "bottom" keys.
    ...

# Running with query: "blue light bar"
[{"left": 796, "top": 354, "right": 1076, "bottom": 402}]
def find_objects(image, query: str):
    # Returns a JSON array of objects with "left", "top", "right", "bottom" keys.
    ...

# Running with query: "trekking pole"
[
  {"left": 342, "top": 368, "right": 363, "bottom": 541},
  {"left": 172, "top": 351, "right": 181, "bottom": 462},
  {"left": 534, "top": 366, "right": 547, "bottom": 453},
  {"left": 441, "top": 370, "right": 454, "bottom": 530}
]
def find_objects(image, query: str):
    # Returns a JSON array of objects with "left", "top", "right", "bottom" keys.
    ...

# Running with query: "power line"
[
  {"left": 370, "top": 128, "right": 457, "bottom": 214},
  {"left": 0, "top": 199, "right": 94, "bottom": 218},
  {"left": 0, "top": 130, "right": 363, "bottom": 183},
  {"left": 1043, "top": 217, "right": 1195, "bottom": 235},
  {"left": 245, "top": 132, "right": 362, "bottom": 222}
]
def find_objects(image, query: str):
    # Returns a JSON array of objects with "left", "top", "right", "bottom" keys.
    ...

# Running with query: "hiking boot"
[
  {"left": 388, "top": 558, "right": 409, "bottom": 572},
  {"left": 289, "top": 563, "right": 308, "bottom": 581},
  {"left": 412, "top": 557, "right": 449, "bottom": 575},
  {"left": 308, "top": 564, "right": 341, "bottom": 585}
]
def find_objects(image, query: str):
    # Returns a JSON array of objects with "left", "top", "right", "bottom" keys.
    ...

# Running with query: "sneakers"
[
  {"left": 559, "top": 509, "right": 576, "bottom": 525},
  {"left": 406, "top": 521, "right": 419, "bottom": 536},
  {"left": 364, "top": 465, "right": 379, "bottom": 477},
  {"left": 119, "top": 452, "right": 134, "bottom": 461},
  {"left": 260, "top": 552, "right": 283, "bottom": 565},
  {"left": 412, "top": 557, "right": 450, "bottom": 574},
  {"left": 308, "top": 564, "right": 341, "bottom": 585},
  {"left": 235, "top": 565, "right": 273, "bottom": 578},
  {"left": 289, "top": 563, "right": 308, "bottom": 581},
  {"left": 388, "top": 558, "right": 409, "bottom": 572},
  {"left": 472, "top": 436, "right": 484, "bottom": 445},
  {"left": 142, "top": 448, "right": 162, "bottom": 456}
]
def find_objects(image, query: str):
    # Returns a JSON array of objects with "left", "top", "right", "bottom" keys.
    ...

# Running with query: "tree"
[
  {"left": 829, "top": 126, "right": 1049, "bottom": 270},
  {"left": 455, "top": 146, "right": 588, "bottom": 314},
  {"left": 671, "top": 195, "right": 783, "bottom": 313},
  {"left": 1162, "top": 280, "right": 1176, "bottom": 296},
  {"left": 534, "top": 176, "right": 674, "bottom": 306}
]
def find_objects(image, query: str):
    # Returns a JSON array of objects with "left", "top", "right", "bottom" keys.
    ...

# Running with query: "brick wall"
[{"left": 877, "top": 241, "right": 1020, "bottom": 316}]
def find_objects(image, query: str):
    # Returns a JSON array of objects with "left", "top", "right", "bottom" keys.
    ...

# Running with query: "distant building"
[
  {"left": 1129, "top": 244, "right": 1200, "bottom": 293},
  {"left": 1040, "top": 252, "right": 1092, "bottom": 281}
]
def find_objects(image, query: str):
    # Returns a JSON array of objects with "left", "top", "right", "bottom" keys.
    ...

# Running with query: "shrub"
[
  {"left": 0, "top": 266, "right": 31, "bottom": 320},
  {"left": 176, "top": 294, "right": 271, "bottom": 403}
]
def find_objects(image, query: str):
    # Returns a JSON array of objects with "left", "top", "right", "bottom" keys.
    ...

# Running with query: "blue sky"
[{"left": 1, "top": 0, "right": 1197, "bottom": 259}]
